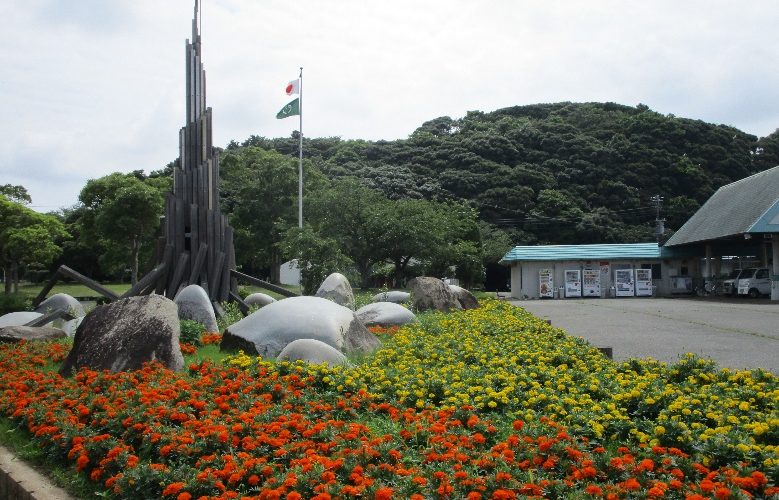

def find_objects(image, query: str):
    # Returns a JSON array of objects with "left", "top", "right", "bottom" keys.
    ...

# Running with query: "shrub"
[
  {"left": 0, "top": 293, "right": 31, "bottom": 315},
  {"left": 179, "top": 319, "right": 205, "bottom": 346}
]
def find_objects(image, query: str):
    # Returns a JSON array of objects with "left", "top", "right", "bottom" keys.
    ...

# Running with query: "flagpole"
[{"left": 298, "top": 67, "right": 303, "bottom": 229}]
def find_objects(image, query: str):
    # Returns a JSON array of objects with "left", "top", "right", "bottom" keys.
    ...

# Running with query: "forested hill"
[{"left": 227, "top": 102, "right": 779, "bottom": 245}]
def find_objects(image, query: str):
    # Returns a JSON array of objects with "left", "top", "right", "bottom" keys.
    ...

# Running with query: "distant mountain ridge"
[{"left": 228, "top": 102, "right": 779, "bottom": 245}]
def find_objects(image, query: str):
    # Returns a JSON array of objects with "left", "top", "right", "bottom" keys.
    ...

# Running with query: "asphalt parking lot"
[{"left": 512, "top": 297, "right": 779, "bottom": 372}]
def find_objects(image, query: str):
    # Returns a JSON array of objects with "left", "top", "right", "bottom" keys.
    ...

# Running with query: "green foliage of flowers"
[
  {"left": 228, "top": 300, "right": 778, "bottom": 472},
  {"left": 179, "top": 319, "right": 206, "bottom": 346},
  {"left": 0, "top": 300, "right": 776, "bottom": 498}
]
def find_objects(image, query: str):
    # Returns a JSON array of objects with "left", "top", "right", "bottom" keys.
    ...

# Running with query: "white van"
[{"left": 737, "top": 268, "right": 770, "bottom": 297}]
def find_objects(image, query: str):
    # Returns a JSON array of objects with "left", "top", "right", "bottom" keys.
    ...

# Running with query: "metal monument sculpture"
[
  {"left": 35, "top": 0, "right": 296, "bottom": 310},
  {"left": 154, "top": 0, "right": 236, "bottom": 302}
]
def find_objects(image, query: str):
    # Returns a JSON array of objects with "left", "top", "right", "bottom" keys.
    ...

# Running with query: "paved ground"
[
  {"left": 0, "top": 444, "right": 72, "bottom": 499},
  {"left": 511, "top": 297, "right": 779, "bottom": 372}
]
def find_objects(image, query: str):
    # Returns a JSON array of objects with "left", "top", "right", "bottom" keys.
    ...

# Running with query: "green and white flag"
[{"left": 276, "top": 98, "right": 300, "bottom": 119}]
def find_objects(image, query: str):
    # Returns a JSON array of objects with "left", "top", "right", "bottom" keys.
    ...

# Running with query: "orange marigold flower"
[
  {"left": 714, "top": 488, "right": 731, "bottom": 499},
  {"left": 584, "top": 484, "right": 602, "bottom": 496},
  {"left": 76, "top": 454, "right": 89, "bottom": 472},
  {"left": 177, "top": 494, "right": 192, "bottom": 500},
  {"left": 162, "top": 482, "right": 186, "bottom": 496},
  {"left": 622, "top": 478, "right": 641, "bottom": 491},
  {"left": 286, "top": 492, "right": 302, "bottom": 500},
  {"left": 374, "top": 487, "right": 393, "bottom": 500},
  {"left": 492, "top": 488, "right": 517, "bottom": 499}
]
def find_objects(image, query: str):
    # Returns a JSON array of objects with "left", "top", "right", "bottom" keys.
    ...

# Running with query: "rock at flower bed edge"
[
  {"left": 59, "top": 295, "right": 184, "bottom": 377},
  {"left": 0, "top": 325, "right": 67, "bottom": 343}
]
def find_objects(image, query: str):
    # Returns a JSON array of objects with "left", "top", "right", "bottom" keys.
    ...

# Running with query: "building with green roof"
[{"left": 501, "top": 166, "right": 779, "bottom": 300}]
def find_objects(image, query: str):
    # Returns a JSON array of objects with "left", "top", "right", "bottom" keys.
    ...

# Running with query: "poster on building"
[
  {"left": 582, "top": 268, "right": 600, "bottom": 297},
  {"left": 539, "top": 268, "right": 554, "bottom": 298}
]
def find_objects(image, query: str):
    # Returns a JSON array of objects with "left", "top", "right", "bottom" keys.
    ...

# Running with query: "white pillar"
[{"left": 772, "top": 235, "right": 779, "bottom": 301}]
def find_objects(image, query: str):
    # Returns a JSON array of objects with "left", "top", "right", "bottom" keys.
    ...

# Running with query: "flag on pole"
[
  {"left": 276, "top": 98, "right": 300, "bottom": 119},
  {"left": 285, "top": 79, "right": 300, "bottom": 95}
]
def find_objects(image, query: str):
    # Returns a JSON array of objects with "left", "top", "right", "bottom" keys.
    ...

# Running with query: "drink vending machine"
[
  {"left": 635, "top": 268, "right": 653, "bottom": 296},
  {"left": 564, "top": 270, "right": 582, "bottom": 297},
  {"left": 539, "top": 268, "right": 554, "bottom": 298},
  {"left": 582, "top": 268, "right": 600, "bottom": 297},
  {"left": 615, "top": 269, "right": 635, "bottom": 297}
]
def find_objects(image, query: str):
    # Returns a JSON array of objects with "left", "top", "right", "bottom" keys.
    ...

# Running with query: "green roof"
[
  {"left": 500, "top": 243, "right": 684, "bottom": 263},
  {"left": 665, "top": 166, "right": 779, "bottom": 247}
]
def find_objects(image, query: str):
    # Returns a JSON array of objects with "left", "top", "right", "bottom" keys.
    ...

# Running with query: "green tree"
[
  {"left": 306, "top": 178, "right": 387, "bottom": 288},
  {"left": 0, "top": 196, "right": 68, "bottom": 293},
  {"left": 0, "top": 185, "right": 32, "bottom": 205},
  {"left": 279, "top": 226, "right": 351, "bottom": 294},
  {"left": 78, "top": 173, "right": 164, "bottom": 285},
  {"left": 221, "top": 147, "right": 325, "bottom": 283}
]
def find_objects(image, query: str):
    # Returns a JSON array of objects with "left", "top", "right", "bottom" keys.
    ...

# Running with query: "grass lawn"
[{"left": 17, "top": 281, "right": 132, "bottom": 299}]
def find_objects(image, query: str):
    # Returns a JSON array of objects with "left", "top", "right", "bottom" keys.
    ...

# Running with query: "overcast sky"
[{"left": 2, "top": 0, "right": 778, "bottom": 213}]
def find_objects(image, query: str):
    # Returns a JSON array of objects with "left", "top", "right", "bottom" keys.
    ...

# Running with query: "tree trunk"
[
  {"left": 130, "top": 237, "right": 140, "bottom": 286},
  {"left": 393, "top": 257, "right": 403, "bottom": 288},
  {"left": 358, "top": 260, "right": 372, "bottom": 289},
  {"left": 3, "top": 266, "right": 11, "bottom": 294},
  {"left": 11, "top": 262, "right": 19, "bottom": 293}
]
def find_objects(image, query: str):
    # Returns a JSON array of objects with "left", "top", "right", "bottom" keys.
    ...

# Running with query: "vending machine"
[
  {"left": 539, "top": 268, "right": 554, "bottom": 298},
  {"left": 564, "top": 270, "right": 582, "bottom": 298},
  {"left": 582, "top": 268, "right": 600, "bottom": 297},
  {"left": 615, "top": 269, "right": 635, "bottom": 297},
  {"left": 635, "top": 268, "right": 653, "bottom": 296}
]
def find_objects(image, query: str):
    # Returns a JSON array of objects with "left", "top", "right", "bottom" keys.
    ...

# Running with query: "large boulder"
[
  {"left": 0, "top": 325, "right": 66, "bottom": 343},
  {"left": 277, "top": 338, "right": 349, "bottom": 367},
  {"left": 174, "top": 285, "right": 218, "bottom": 332},
  {"left": 59, "top": 295, "right": 184, "bottom": 377},
  {"left": 0, "top": 311, "right": 43, "bottom": 327},
  {"left": 34, "top": 293, "right": 85, "bottom": 336},
  {"left": 408, "top": 277, "right": 462, "bottom": 312},
  {"left": 244, "top": 292, "right": 277, "bottom": 308},
  {"left": 356, "top": 302, "right": 418, "bottom": 327},
  {"left": 315, "top": 273, "right": 355, "bottom": 310},
  {"left": 220, "top": 296, "right": 380, "bottom": 357},
  {"left": 35, "top": 293, "right": 85, "bottom": 318},
  {"left": 448, "top": 285, "right": 480, "bottom": 310},
  {"left": 371, "top": 291, "right": 411, "bottom": 304}
]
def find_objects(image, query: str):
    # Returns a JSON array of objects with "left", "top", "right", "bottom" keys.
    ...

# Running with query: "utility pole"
[{"left": 650, "top": 195, "right": 665, "bottom": 243}]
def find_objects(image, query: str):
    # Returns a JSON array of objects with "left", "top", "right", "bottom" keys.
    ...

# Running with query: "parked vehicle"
[
  {"left": 737, "top": 268, "right": 771, "bottom": 297},
  {"left": 722, "top": 269, "right": 747, "bottom": 296}
]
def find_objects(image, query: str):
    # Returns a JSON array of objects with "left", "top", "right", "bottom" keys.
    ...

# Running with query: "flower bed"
[{"left": 0, "top": 300, "right": 776, "bottom": 498}]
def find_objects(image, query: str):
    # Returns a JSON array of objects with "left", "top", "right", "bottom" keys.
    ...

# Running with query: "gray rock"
[
  {"left": 448, "top": 285, "right": 480, "bottom": 310},
  {"left": 315, "top": 273, "right": 355, "bottom": 310},
  {"left": 34, "top": 293, "right": 85, "bottom": 336},
  {"left": 174, "top": 285, "right": 218, "bottom": 332},
  {"left": 408, "top": 277, "right": 462, "bottom": 312},
  {"left": 371, "top": 291, "right": 411, "bottom": 304},
  {"left": 277, "top": 338, "right": 349, "bottom": 366},
  {"left": 59, "top": 295, "right": 184, "bottom": 377},
  {"left": 0, "top": 311, "right": 43, "bottom": 327},
  {"left": 244, "top": 292, "right": 277, "bottom": 308},
  {"left": 35, "top": 293, "right": 85, "bottom": 318},
  {"left": 356, "top": 302, "right": 418, "bottom": 327},
  {"left": 220, "top": 296, "right": 380, "bottom": 357},
  {"left": 0, "top": 325, "right": 67, "bottom": 343}
]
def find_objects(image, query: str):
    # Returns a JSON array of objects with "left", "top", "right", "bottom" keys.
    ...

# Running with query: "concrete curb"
[{"left": 0, "top": 445, "right": 73, "bottom": 500}]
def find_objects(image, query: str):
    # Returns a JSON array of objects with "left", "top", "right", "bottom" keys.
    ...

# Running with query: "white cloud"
[{"left": 1, "top": 0, "right": 778, "bottom": 211}]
